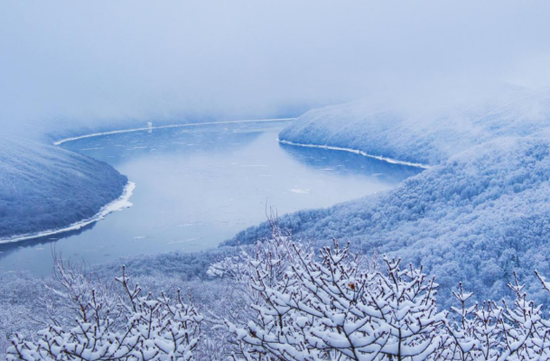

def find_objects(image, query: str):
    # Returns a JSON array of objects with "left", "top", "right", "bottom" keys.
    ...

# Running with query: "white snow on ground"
[{"left": 277, "top": 138, "right": 430, "bottom": 169}]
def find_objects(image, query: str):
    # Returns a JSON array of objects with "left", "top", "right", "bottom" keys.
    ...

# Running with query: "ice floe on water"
[{"left": 289, "top": 188, "right": 311, "bottom": 194}]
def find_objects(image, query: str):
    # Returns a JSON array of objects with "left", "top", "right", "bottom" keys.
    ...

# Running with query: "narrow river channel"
[{"left": 0, "top": 120, "right": 421, "bottom": 275}]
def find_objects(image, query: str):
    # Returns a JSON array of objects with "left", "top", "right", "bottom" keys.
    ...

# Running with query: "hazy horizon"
[{"left": 2, "top": 0, "right": 550, "bottom": 135}]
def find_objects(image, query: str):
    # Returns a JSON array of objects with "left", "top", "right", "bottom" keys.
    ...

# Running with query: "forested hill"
[
  {"left": 279, "top": 87, "right": 550, "bottom": 165},
  {"left": 0, "top": 137, "right": 127, "bottom": 240},
  {"left": 225, "top": 88, "right": 550, "bottom": 307}
]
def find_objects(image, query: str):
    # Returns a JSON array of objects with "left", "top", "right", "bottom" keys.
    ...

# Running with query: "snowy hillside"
[
  {"left": 0, "top": 137, "right": 127, "bottom": 240},
  {"left": 279, "top": 88, "right": 550, "bottom": 165},
  {"left": 227, "top": 89, "right": 550, "bottom": 306}
]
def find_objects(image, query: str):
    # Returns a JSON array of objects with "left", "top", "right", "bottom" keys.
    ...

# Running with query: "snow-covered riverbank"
[
  {"left": 0, "top": 182, "right": 134, "bottom": 244},
  {"left": 53, "top": 118, "right": 294, "bottom": 145},
  {"left": 277, "top": 138, "right": 430, "bottom": 169},
  {"left": 0, "top": 137, "right": 129, "bottom": 241}
]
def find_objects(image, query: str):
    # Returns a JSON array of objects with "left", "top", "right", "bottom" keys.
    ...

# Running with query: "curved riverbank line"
[
  {"left": 54, "top": 118, "right": 295, "bottom": 146},
  {"left": 0, "top": 182, "right": 136, "bottom": 244},
  {"left": 277, "top": 139, "right": 431, "bottom": 169}
]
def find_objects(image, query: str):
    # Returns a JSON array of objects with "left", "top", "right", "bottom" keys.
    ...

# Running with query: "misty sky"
[{"left": 1, "top": 0, "right": 550, "bottom": 133}]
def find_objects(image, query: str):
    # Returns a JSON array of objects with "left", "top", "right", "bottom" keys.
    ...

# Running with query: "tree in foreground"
[
  {"left": 7, "top": 266, "right": 202, "bottom": 361},
  {"left": 211, "top": 231, "right": 550, "bottom": 361},
  {"left": 10, "top": 229, "right": 550, "bottom": 360},
  {"left": 210, "top": 233, "right": 445, "bottom": 360}
]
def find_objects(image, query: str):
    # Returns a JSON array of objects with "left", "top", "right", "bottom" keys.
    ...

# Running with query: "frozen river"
[{"left": 0, "top": 120, "right": 421, "bottom": 275}]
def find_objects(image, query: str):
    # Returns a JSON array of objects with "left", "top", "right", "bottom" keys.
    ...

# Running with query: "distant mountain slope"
[
  {"left": 0, "top": 137, "right": 127, "bottom": 240},
  {"left": 279, "top": 88, "right": 550, "bottom": 165},
  {"left": 226, "top": 89, "right": 550, "bottom": 306}
]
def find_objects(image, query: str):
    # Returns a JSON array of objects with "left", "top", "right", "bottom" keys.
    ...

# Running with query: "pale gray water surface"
[{"left": 0, "top": 121, "right": 421, "bottom": 275}]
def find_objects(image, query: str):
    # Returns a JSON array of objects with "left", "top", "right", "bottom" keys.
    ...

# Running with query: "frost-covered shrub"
[
  {"left": 212, "top": 234, "right": 445, "bottom": 360},
  {"left": 439, "top": 272, "right": 550, "bottom": 360},
  {"left": 7, "top": 267, "right": 202, "bottom": 361},
  {"left": 9, "top": 230, "right": 550, "bottom": 360},
  {"left": 213, "top": 234, "right": 550, "bottom": 360},
  {"left": 0, "top": 253, "right": 233, "bottom": 360}
]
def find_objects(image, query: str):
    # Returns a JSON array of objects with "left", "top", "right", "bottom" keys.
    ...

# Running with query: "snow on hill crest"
[{"left": 280, "top": 87, "right": 550, "bottom": 165}]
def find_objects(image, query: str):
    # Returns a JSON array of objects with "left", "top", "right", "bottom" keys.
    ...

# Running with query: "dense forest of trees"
[{"left": 228, "top": 132, "right": 550, "bottom": 309}]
